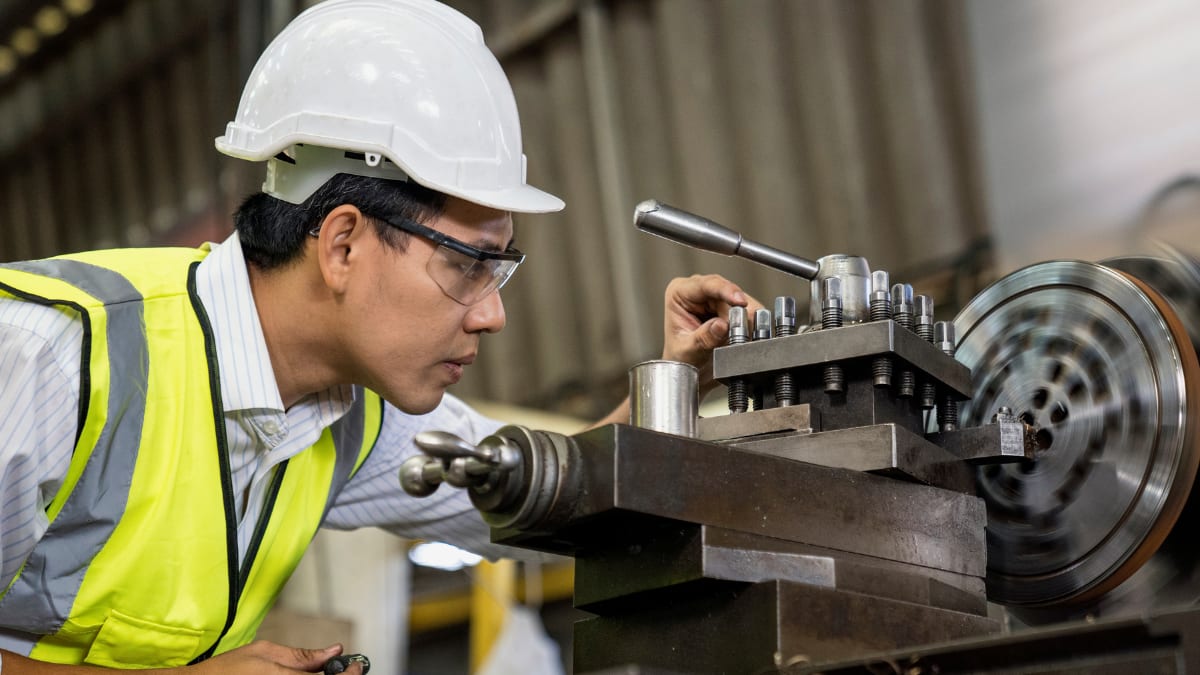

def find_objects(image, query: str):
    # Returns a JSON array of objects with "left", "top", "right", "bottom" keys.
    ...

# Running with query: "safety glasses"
[{"left": 378, "top": 216, "right": 524, "bottom": 305}]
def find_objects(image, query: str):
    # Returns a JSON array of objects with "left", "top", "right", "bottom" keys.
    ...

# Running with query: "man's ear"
[{"left": 313, "top": 205, "right": 370, "bottom": 294}]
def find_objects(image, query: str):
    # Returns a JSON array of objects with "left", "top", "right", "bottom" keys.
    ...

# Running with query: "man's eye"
[{"left": 462, "top": 263, "right": 487, "bottom": 280}]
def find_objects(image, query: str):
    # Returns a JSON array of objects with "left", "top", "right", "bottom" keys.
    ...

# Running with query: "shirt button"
[{"left": 262, "top": 420, "right": 280, "bottom": 435}]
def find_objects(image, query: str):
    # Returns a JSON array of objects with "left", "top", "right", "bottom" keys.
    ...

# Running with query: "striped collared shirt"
[{"left": 0, "top": 234, "right": 505, "bottom": 594}]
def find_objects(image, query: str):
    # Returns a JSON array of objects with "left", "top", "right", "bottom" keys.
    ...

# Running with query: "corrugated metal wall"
[{"left": 0, "top": 0, "right": 989, "bottom": 417}]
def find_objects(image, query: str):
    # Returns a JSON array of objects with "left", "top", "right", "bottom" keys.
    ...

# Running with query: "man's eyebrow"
[{"left": 469, "top": 237, "right": 516, "bottom": 252}]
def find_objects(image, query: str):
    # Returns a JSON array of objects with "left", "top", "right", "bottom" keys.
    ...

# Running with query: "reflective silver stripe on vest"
[
  {"left": 0, "top": 260, "right": 147, "bottom": 634},
  {"left": 323, "top": 388, "right": 369, "bottom": 519},
  {"left": 0, "top": 626, "right": 38, "bottom": 657}
]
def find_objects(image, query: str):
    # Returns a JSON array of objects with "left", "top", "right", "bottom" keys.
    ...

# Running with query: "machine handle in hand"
[{"left": 323, "top": 653, "right": 370, "bottom": 674}]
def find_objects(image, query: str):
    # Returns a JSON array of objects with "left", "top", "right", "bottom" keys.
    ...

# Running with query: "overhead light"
[
  {"left": 408, "top": 542, "right": 483, "bottom": 572},
  {"left": 35, "top": 7, "right": 67, "bottom": 37},
  {"left": 11, "top": 28, "right": 38, "bottom": 57},
  {"left": 62, "top": 0, "right": 93, "bottom": 17},
  {"left": 0, "top": 47, "right": 15, "bottom": 77}
]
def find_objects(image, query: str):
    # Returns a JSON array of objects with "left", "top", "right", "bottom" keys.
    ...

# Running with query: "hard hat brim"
[{"left": 445, "top": 184, "right": 565, "bottom": 214}]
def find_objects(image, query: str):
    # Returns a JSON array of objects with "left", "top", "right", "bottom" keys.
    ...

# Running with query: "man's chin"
[{"left": 384, "top": 388, "right": 446, "bottom": 416}]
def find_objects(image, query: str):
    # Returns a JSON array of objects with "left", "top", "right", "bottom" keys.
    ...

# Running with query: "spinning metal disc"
[
  {"left": 955, "top": 260, "right": 1200, "bottom": 622},
  {"left": 1106, "top": 247, "right": 1200, "bottom": 357}
]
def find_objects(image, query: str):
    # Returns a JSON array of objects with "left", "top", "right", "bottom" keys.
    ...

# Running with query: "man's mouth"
[{"left": 442, "top": 354, "right": 476, "bottom": 383}]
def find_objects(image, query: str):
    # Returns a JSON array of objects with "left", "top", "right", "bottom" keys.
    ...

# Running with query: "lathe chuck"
[{"left": 955, "top": 255, "right": 1200, "bottom": 623}]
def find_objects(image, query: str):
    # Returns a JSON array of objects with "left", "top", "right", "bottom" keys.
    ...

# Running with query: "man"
[{"left": 0, "top": 1, "right": 755, "bottom": 672}]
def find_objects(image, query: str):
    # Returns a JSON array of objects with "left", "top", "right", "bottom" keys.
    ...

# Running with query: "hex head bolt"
[
  {"left": 821, "top": 278, "right": 845, "bottom": 394},
  {"left": 891, "top": 283, "right": 916, "bottom": 398},
  {"left": 726, "top": 306, "right": 750, "bottom": 413},
  {"left": 774, "top": 296, "right": 798, "bottom": 406},
  {"left": 935, "top": 320, "right": 959, "bottom": 431},
  {"left": 915, "top": 295, "right": 937, "bottom": 410},
  {"left": 752, "top": 308, "right": 772, "bottom": 410},
  {"left": 869, "top": 270, "right": 893, "bottom": 387}
]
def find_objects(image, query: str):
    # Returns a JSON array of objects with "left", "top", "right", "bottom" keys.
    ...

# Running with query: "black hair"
[{"left": 234, "top": 173, "right": 448, "bottom": 270}]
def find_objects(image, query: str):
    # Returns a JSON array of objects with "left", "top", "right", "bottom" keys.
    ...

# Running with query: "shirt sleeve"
[
  {"left": 322, "top": 393, "right": 513, "bottom": 558},
  {"left": 0, "top": 316, "right": 80, "bottom": 591}
]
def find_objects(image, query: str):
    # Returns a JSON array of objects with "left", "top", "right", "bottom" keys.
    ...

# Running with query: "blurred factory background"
[{"left": 0, "top": 0, "right": 1197, "bottom": 673}]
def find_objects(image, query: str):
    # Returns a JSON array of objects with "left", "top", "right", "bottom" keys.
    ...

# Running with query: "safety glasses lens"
[{"left": 429, "top": 246, "right": 519, "bottom": 305}]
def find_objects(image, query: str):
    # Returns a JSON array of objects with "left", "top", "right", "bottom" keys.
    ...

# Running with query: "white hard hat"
[{"left": 215, "top": 0, "right": 564, "bottom": 213}]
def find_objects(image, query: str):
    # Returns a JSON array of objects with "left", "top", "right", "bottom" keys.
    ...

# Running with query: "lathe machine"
[{"left": 400, "top": 202, "right": 1200, "bottom": 674}]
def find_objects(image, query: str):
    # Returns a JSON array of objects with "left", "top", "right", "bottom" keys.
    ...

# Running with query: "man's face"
[{"left": 341, "top": 196, "right": 513, "bottom": 414}]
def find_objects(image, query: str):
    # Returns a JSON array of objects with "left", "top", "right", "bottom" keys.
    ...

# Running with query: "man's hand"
[
  {"left": 191, "top": 641, "right": 362, "bottom": 674},
  {"left": 662, "top": 274, "right": 764, "bottom": 394},
  {"left": 588, "top": 274, "right": 763, "bottom": 429},
  {"left": 0, "top": 641, "right": 362, "bottom": 674}
]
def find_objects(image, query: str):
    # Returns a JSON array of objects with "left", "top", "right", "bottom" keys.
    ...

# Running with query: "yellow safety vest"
[{"left": 0, "top": 247, "right": 383, "bottom": 667}]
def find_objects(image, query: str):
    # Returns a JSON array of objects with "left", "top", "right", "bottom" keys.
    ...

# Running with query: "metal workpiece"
[
  {"left": 821, "top": 277, "right": 845, "bottom": 394},
  {"left": 773, "top": 296, "right": 798, "bottom": 406},
  {"left": 809, "top": 255, "right": 872, "bottom": 326},
  {"left": 629, "top": 360, "right": 699, "bottom": 437},
  {"left": 916, "top": 295, "right": 937, "bottom": 409},
  {"left": 728, "top": 422, "right": 976, "bottom": 494},
  {"left": 869, "top": 270, "right": 893, "bottom": 387},
  {"left": 632, "top": 200, "right": 820, "bottom": 279},
  {"left": 725, "top": 307, "right": 750, "bottom": 414},
  {"left": 697, "top": 403, "right": 816, "bottom": 442},
  {"left": 934, "top": 320, "right": 959, "bottom": 432},
  {"left": 712, "top": 319, "right": 973, "bottom": 399},
  {"left": 955, "top": 260, "right": 1200, "bottom": 620}
]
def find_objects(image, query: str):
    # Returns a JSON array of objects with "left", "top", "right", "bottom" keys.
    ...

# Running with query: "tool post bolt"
[
  {"left": 891, "top": 283, "right": 916, "bottom": 398},
  {"left": 821, "top": 278, "right": 845, "bottom": 394},
  {"left": 752, "top": 308, "right": 772, "bottom": 410},
  {"left": 726, "top": 306, "right": 750, "bottom": 413},
  {"left": 935, "top": 320, "right": 959, "bottom": 431},
  {"left": 773, "top": 296, "right": 798, "bottom": 407},
  {"left": 869, "top": 270, "right": 893, "bottom": 387},
  {"left": 916, "top": 295, "right": 937, "bottom": 410}
]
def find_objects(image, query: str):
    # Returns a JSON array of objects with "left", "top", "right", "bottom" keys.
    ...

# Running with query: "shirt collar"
[{"left": 194, "top": 232, "right": 286, "bottom": 413}]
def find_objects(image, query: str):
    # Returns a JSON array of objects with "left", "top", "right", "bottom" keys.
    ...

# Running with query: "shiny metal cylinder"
[
  {"left": 810, "top": 254, "right": 871, "bottom": 326},
  {"left": 629, "top": 360, "right": 699, "bottom": 437}
]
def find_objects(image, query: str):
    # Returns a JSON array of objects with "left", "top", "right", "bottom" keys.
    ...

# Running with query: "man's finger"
[
  {"left": 670, "top": 274, "right": 746, "bottom": 309},
  {"left": 692, "top": 317, "right": 728, "bottom": 352},
  {"left": 279, "top": 643, "right": 342, "bottom": 670}
]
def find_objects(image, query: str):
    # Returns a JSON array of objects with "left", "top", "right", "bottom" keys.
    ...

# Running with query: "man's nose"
[{"left": 464, "top": 289, "right": 506, "bottom": 334}]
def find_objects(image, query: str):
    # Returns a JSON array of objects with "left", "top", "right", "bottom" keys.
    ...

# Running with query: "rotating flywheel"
[{"left": 954, "top": 249, "right": 1200, "bottom": 624}]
